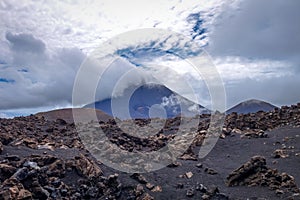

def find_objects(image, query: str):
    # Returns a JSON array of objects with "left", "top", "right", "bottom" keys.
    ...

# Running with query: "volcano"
[{"left": 84, "top": 84, "right": 209, "bottom": 119}]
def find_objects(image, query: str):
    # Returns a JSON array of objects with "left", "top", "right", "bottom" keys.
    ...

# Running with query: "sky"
[{"left": 0, "top": 0, "right": 300, "bottom": 117}]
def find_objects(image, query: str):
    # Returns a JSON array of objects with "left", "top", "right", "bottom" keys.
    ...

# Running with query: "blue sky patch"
[
  {"left": 18, "top": 69, "right": 29, "bottom": 72},
  {"left": 187, "top": 13, "right": 207, "bottom": 39},
  {"left": 0, "top": 78, "right": 15, "bottom": 83}
]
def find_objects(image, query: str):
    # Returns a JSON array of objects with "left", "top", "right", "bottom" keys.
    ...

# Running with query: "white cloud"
[
  {"left": 0, "top": 0, "right": 233, "bottom": 52},
  {"left": 0, "top": 112, "right": 10, "bottom": 118},
  {"left": 215, "top": 57, "right": 293, "bottom": 81},
  {"left": 0, "top": 0, "right": 299, "bottom": 116}
]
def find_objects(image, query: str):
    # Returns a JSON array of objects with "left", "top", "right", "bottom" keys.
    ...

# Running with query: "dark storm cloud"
[
  {"left": 5, "top": 32, "right": 46, "bottom": 54},
  {"left": 0, "top": 32, "right": 86, "bottom": 110},
  {"left": 209, "top": 0, "right": 300, "bottom": 63},
  {"left": 5, "top": 32, "right": 47, "bottom": 66}
]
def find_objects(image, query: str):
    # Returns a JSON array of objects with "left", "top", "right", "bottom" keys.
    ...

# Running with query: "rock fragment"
[
  {"left": 205, "top": 168, "right": 218, "bottom": 175},
  {"left": 11, "top": 167, "right": 29, "bottom": 181},
  {"left": 196, "top": 163, "right": 203, "bottom": 168},
  {"left": 130, "top": 173, "right": 148, "bottom": 184},
  {"left": 151, "top": 185, "right": 162, "bottom": 192},
  {"left": 145, "top": 183, "right": 155, "bottom": 190},
  {"left": 185, "top": 171, "right": 193, "bottom": 179},
  {"left": 186, "top": 187, "right": 195, "bottom": 197},
  {"left": 137, "top": 193, "right": 154, "bottom": 200},
  {"left": 134, "top": 184, "right": 144, "bottom": 196},
  {"left": 273, "top": 149, "right": 289, "bottom": 158}
]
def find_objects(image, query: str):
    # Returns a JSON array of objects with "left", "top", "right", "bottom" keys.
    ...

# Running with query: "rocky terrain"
[{"left": 0, "top": 103, "right": 300, "bottom": 199}]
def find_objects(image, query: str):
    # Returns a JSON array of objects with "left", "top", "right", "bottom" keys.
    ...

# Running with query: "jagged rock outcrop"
[{"left": 226, "top": 156, "right": 300, "bottom": 196}]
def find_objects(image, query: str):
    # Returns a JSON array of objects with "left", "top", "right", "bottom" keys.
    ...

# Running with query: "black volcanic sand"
[
  {"left": 100, "top": 126, "right": 300, "bottom": 200},
  {"left": 1, "top": 104, "right": 300, "bottom": 199}
]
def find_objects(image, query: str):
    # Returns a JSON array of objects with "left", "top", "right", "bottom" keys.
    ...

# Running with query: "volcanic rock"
[
  {"left": 131, "top": 173, "right": 148, "bottom": 184},
  {"left": 179, "top": 153, "right": 198, "bottom": 161},
  {"left": 135, "top": 184, "right": 144, "bottom": 196},
  {"left": 273, "top": 149, "right": 289, "bottom": 158},
  {"left": 47, "top": 159, "right": 66, "bottom": 177},
  {"left": 32, "top": 186, "right": 50, "bottom": 199},
  {"left": 5, "top": 154, "right": 21, "bottom": 161},
  {"left": 0, "top": 132, "right": 14, "bottom": 145},
  {"left": 179, "top": 146, "right": 197, "bottom": 161},
  {"left": 18, "top": 189, "right": 32, "bottom": 199},
  {"left": 22, "top": 138, "right": 39, "bottom": 149},
  {"left": 145, "top": 183, "right": 155, "bottom": 190},
  {"left": 75, "top": 154, "right": 103, "bottom": 178},
  {"left": 0, "top": 178, "right": 26, "bottom": 200},
  {"left": 0, "top": 141, "right": 3, "bottom": 153},
  {"left": 185, "top": 171, "right": 193, "bottom": 179},
  {"left": 167, "top": 161, "right": 181, "bottom": 168},
  {"left": 207, "top": 185, "right": 219, "bottom": 195},
  {"left": 213, "top": 193, "right": 229, "bottom": 199},
  {"left": 201, "top": 194, "right": 210, "bottom": 199},
  {"left": 151, "top": 185, "right": 162, "bottom": 192},
  {"left": 196, "top": 183, "right": 207, "bottom": 193},
  {"left": 186, "top": 187, "right": 195, "bottom": 197},
  {"left": 23, "top": 161, "right": 39, "bottom": 170},
  {"left": 196, "top": 163, "right": 203, "bottom": 168},
  {"left": 11, "top": 167, "right": 29, "bottom": 181},
  {"left": 226, "top": 156, "right": 300, "bottom": 195},
  {"left": 205, "top": 168, "right": 218, "bottom": 175},
  {"left": 176, "top": 183, "right": 184, "bottom": 189},
  {"left": 0, "top": 164, "right": 16, "bottom": 181},
  {"left": 137, "top": 193, "right": 154, "bottom": 200},
  {"left": 241, "top": 129, "right": 267, "bottom": 139}
]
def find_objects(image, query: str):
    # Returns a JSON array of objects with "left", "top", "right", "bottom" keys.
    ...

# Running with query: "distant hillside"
[
  {"left": 84, "top": 84, "right": 209, "bottom": 119},
  {"left": 36, "top": 108, "right": 112, "bottom": 123},
  {"left": 226, "top": 99, "right": 277, "bottom": 114}
]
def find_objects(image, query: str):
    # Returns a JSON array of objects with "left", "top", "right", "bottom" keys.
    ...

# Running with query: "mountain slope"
[
  {"left": 84, "top": 84, "right": 209, "bottom": 119},
  {"left": 226, "top": 99, "right": 277, "bottom": 114},
  {"left": 36, "top": 108, "right": 112, "bottom": 123}
]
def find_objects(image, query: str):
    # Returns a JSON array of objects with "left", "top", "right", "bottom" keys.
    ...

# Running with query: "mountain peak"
[
  {"left": 84, "top": 84, "right": 209, "bottom": 119},
  {"left": 227, "top": 99, "right": 277, "bottom": 114}
]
